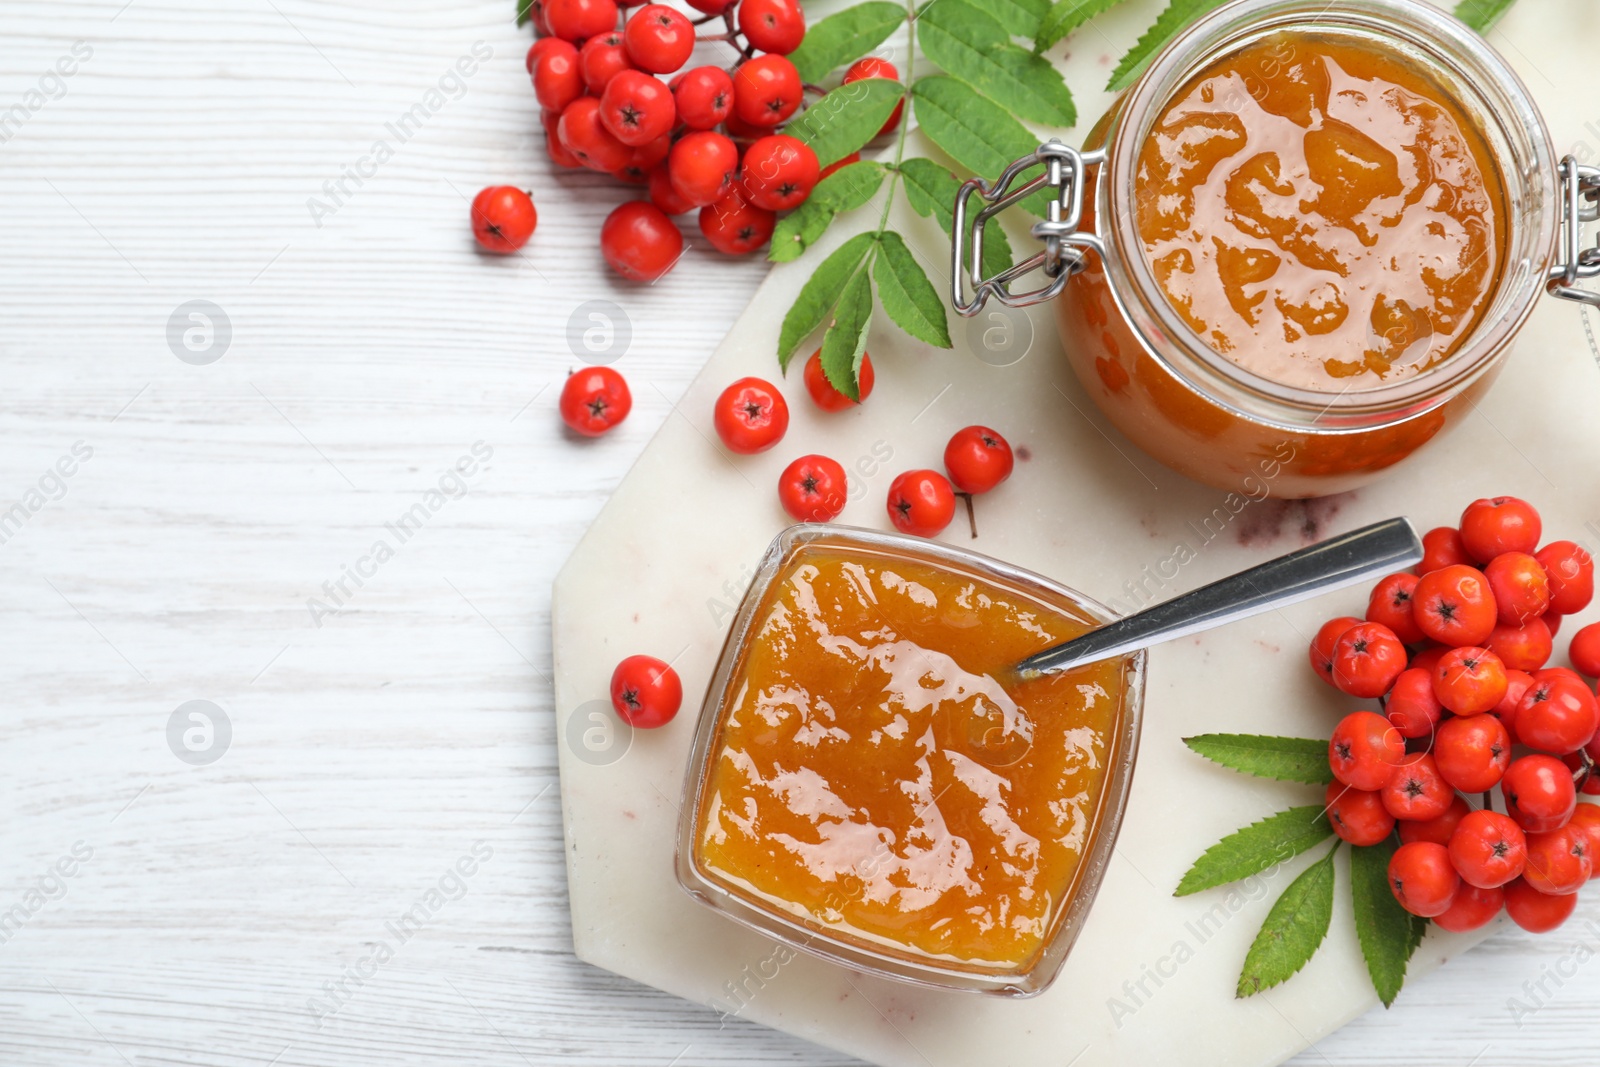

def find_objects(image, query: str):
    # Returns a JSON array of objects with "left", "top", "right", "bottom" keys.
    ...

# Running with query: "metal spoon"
[{"left": 1014, "top": 517, "right": 1424, "bottom": 679}]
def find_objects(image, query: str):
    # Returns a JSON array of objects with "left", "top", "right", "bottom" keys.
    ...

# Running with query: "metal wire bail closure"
[
  {"left": 1549, "top": 156, "right": 1600, "bottom": 308},
  {"left": 950, "top": 141, "right": 1105, "bottom": 317}
]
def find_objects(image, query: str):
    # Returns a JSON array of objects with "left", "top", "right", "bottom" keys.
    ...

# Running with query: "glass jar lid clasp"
[
  {"left": 950, "top": 140, "right": 1105, "bottom": 317},
  {"left": 1549, "top": 156, "right": 1600, "bottom": 308}
]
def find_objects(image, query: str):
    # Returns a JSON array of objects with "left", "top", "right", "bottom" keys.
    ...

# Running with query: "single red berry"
[
  {"left": 1502, "top": 753, "right": 1578, "bottom": 832},
  {"left": 1536, "top": 540, "right": 1594, "bottom": 615},
  {"left": 1567, "top": 802, "right": 1600, "bottom": 862},
  {"left": 533, "top": 40, "right": 584, "bottom": 111},
  {"left": 558, "top": 96, "right": 633, "bottom": 173},
  {"left": 1366, "top": 572, "right": 1426, "bottom": 645},
  {"left": 842, "top": 57, "right": 904, "bottom": 136},
  {"left": 1418, "top": 526, "right": 1471, "bottom": 573},
  {"left": 529, "top": 38, "right": 564, "bottom": 72},
  {"left": 1460, "top": 497, "right": 1542, "bottom": 563},
  {"left": 1432, "top": 882, "right": 1504, "bottom": 933},
  {"left": 1329, "top": 622, "right": 1408, "bottom": 699},
  {"left": 614, "top": 134, "right": 671, "bottom": 184},
  {"left": 778, "top": 454, "right": 847, "bottom": 522},
  {"left": 886, "top": 470, "right": 956, "bottom": 537},
  {"left": 1412, "top": 564, "right": 1498, "bottom": 647},
  {"left": 1514, "top": 668, "right": 1599, "bottom": 755},
  {"left": 647, "top": 162, "right": 694, "bottom": 215},
  {"left": 600, "top": 69, "right": 676, "bottom": 146},
  {"left": 740, "top": 135, "right": 819, "bottom": 211},
  {"left": 1388, "top": 840, "right": 1460, "bottom": 917},
  {"left": 1484, "top": 551, "right": 1550, "bottom": 625},
  {"left": 803, "top": 348, "right": 874, "bottom": 411},
  {"left": 610, "top": 654, "right": 682, "bottom": 728},
  {"left": 1432, "top": 645, "right": 1508, "bottom": 715},
  {"left": 1308, "top": 616, "right": 1362, "bottom": 687},
  {"left": 699, "top": 190, "right": 776, "bottom": 254},
  {"left": 686, "top": 0, "right": 732, "bottom": 11},
  {"left": 559, "top": 366, "right": 632, "bottom": 436},
  {"left": 470, "top": 186, "right": 537, "bottom": 253},
  {"left": 546, "top": 0, "right": 619, "bottom": 41},
  {"left": 944, "top": 425, "right": 1015, "bottom": 495},
  {"left": 668, "top": 130, "right": 739, "bottom": 206},
  {"left": 1504, "top": 876, "right": 1577, "bottom": 932},
  {"left": 1328, "top": 709, "right": 1405, "bottom": 791},
  {"left": 1522, "top": 824, "right": 1591, "bottom": 895},
  {"left": 1485, "top": 616, "right": 1552, "bottom": 673},
  {"left": 1381, "top": 753, "right": 1454, "bottom": 822},
  {"left": 1433, "top": 713, "right": 1511, "bottom": 793},
  {"left": 599, "top": 200, "right": 684, "bottom": 281},
  {"left": 579, "top": 32, "right": 632, "bottom": 93},
  {"left": 737, "top": 0, "right": 805, "bottom": 54},
  {"left": 624, "top": 4, "right": 694, "bottom": 74},
  {"left": 1325, "top": 781, "right": 1395, "bottom": 846},
  {"left": 818, "top": 151, "right": 860, "bottom": 182},
  {"left": 732, "top": 54, "right": 802, "bottom": 127},
  {"left": 713, "top": 377, "right": 789, "bottom": 454},
  {"left": 673, "top": 65, "right": 734, "bottom": 129},
  {"left": 1399, "top": 793, "right": 1471, "bottom": 847},
  {"left": 1447, "top": 809, "right": 1527, "bottom": 888},
  {"left": 1570, "top": 622, "right": 1600, "bottom": 677},
  {"left": 1385, "top": 667, "right": 1444, "bottom": 740}
]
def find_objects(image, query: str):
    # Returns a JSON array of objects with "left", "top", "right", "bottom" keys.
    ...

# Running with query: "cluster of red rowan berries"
[
  {"left": 1313, "top": 497, "right": 1600, "bottom": 934},
  {"left": 515, "top": 0, "right": 901, "bottom": 279}
]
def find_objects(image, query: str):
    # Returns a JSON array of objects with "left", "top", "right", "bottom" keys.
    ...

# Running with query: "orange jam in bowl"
[
  {"left": 1055, "top": 0, "right": 1559, "bottom": 497},
  {"left": 676, "top": 526, "right": 1144, "bottom": 997}
]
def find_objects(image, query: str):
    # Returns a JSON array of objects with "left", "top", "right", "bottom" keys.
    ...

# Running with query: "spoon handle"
[{"left": 1015, "top": 517, "right": 1424, "bottom": 678}]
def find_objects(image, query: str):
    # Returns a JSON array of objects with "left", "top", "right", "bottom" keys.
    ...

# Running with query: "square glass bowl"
[{"left": 674, "top": 525, "right": 1146, "bottom": 996}]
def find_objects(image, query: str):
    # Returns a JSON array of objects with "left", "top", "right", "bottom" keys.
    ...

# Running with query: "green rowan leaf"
[
  {"left": 1108, "top": 0, "right": 1230, "bottom": 92},
  {"left": 1036, "top": 0, "right": 1129, "bottom": 51},
  {"left": 819, "top": 266, "right": 874, "bottom": 399},
  {"left": 1454, "top": 0, "right": 1516, "bottom": 32},
  {"left": 516, "top": 0, "right": 534, "bottom": 25},
  {"left": 1183, "top": 734, "right": 1333, "bottom": 785},
  {"left": 1349, "top": 838, "right": 1415, "bottom": 1008},
  {"left": 789, "top": 79, "right": 906, "bottom": 167},
  {"left": 919, "top": 0, "right": 1076, "bottom": 126},
  {"left": 911, "top": 76, "right": 1051, "bottom": 215},
  {"left": 1237, "top": 844, "right": 1337, "bottom": 998},
  {"left": 958, "top": 0, "right": 1049, "bottom": 37},
  {"left": 897, "top": 157, "right": 1014, "bottom": 279},
  {"left": 788, "top": 2, "right": 907, "bottom": 84},
  {"left": 769, "top": 162, "right": 887, "bottom": 264},
  {"left": 873, "top": 231, "right": 950, "bottom": 347},
  {"left": 1176, "top": 805, "right": 1333, "bottom": 897},
  {"left": 777, "top": 231, "right": 877, "bottom": 368}
]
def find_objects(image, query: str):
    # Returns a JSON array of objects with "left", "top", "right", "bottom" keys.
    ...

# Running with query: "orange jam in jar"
[
  {"left": 1136, "top": 33, "right": 1505, "bottom": 389},
  {"left": 1048, "top": 0, "right": 1559, "bottom": 498},
  {"left": 677, "top": 527, "right": 1144, "bottom": 996}
]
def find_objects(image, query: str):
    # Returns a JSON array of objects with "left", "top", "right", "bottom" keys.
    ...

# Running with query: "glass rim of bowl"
[
  {"left": 673, "top": 523, "right": 1149, "bottom": 997},
  {"left": 1103, "top": 0, "right": 1560, "bottom": 421}
]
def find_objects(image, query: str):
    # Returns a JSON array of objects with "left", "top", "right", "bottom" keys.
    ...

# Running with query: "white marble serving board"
[{"left": 551, "top": 3, "right": 1600, "bottom": 1064}]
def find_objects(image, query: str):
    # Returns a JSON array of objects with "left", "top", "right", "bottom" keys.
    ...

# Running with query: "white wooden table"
[{"left": 2, "top": 1, "right": 1596, "bottom": 1064}]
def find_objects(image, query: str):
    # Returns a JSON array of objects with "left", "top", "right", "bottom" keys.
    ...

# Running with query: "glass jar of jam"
[
  {"left": 953, "top": 0, "right": 1600, "bottom": 498},
  {"left": 675, "top": 525, "right": 1146, "bottom": 996}
]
